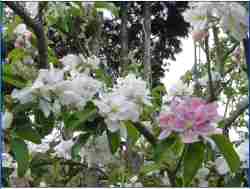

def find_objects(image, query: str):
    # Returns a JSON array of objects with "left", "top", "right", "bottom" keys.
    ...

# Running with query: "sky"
[{"left": 162, "top": 36, "right": 195, "bottom": 90}]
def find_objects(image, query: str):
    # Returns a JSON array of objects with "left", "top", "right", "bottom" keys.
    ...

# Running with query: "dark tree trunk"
[
  {"left": 143, "top": 2, "right": 152, "bottom": 88},
  {"left": 121, "top": 2, "right": 129, "bottom": 72}
]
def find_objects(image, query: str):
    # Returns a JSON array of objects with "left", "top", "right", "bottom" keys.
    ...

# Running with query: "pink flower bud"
[{"left": 14, "top": 38, "right": 25, "bottom": 48}]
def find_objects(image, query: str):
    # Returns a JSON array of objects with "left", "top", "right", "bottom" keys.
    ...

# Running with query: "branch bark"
[
  {"left": 121, "top": 2, "right": 129, "bottom": 71},
  {"left": 212, "top": 26, "right": 223, "bottom": 74},
  {"left": 204, "top": 36, "right": 215, "bottom": 101},
  {"left": 5, "top": 2, "right": 48, "bottom": 69},
  {"left": 224, "top": 97, "right": 249, "bottom": 128}
]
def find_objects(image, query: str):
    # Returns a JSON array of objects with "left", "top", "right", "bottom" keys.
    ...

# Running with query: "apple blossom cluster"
[
  {"left": 11, "top": 55, "right": 102, "bottom": 117},
  {"left": 159, "top": 97, "right": 222, "bottom": 143},
  {"left": 94, "top": 73, "right": 151, "bottom": 132},
  {"left": 183, "top": 2, "right": 249, "bottom": 42}
]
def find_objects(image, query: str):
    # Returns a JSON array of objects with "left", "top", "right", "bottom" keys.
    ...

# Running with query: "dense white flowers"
[
  {"left": 183, "top": 2, "right": 249, "bottom": 41},
  {"left": 12, "top": 62, "right": 102, "bottom": 117},
  {"left": 55, "top": 73, "right": 102, "bottom": 110},
  {"left": 115, "top": 73, "right": 151, "bottom": 105},
  {"left": 95, "top": 93, "right": 140, "bottom": 132},
  {"left": 94, "top": 73, "right": 150, "bottom": 132}
]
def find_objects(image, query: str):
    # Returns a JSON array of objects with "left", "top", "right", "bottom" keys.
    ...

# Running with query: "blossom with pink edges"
[{"left": 159, "top": 97, "right": 222, "bottom": 143}]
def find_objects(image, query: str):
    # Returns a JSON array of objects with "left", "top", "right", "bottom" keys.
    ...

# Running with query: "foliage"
[{"left": 2, "top": 1, "right": 249, "bottom": 187}]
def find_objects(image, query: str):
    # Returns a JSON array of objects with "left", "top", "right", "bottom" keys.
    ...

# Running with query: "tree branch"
[
  {"left": 212, "top": 26, "right": 223, "bottom": 74},
  {"left": 204, "top": 36, "right": 215, "bottom": 101},
  {"left": 134, "top": 122, "right": 157, "bottom": 146},
  {"left": 5, "top": 2, "right": 48, "bottom": 69},
  {"left": 224, "top": 97, "right": 249, "bottom": 128},
  {"left": 143, "top": 2, "right": 152, "bottom": 88}
]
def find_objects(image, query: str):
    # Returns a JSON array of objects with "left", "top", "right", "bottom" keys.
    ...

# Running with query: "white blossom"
[
  {"left": 94, "top": 93, "right": 140, "bottom": 132},
  {"left": 215, "top": 157, "right": 230, "bottom": 175},
  {"left": 184, "top": 2, "right": 248, "bottom": 42},
  {"left": 168, "top": 80, "right": 193, "bottom": 97},
  {"left": 115, "top": 73, "right": 151, "bottom": 105},
  {"left": 60, "top": 54, "right": 82, "bottom": 71},
  {"left": 61, "top": 54, "right": 100, "bottom": 71},
  {"left": 3, "top": 110, "right": 13, "bottom": 130},
  {"left": 2, "top": 153, "right": 15, "bottom": 168},
  {"left": 54, "top": 139, "right": 75, "bottom": 160},
  {"left": 27, "top": 128, "right": 61, "bottom": 154},
  {"left": 56, "top": 73, "right": 102, "bottom": 109},
  {"left": 14, "top": 24, "right": 28, "bottom": 36},
  {"left": 11, "top": 88, "right": 34, "bottom": 104},
  {"left": 27, "top": 141, "right": 50, "bottom": 154},
  {"left": 237, "top": 139, "right": 249, "bottom": 168},
  {"left": 218, "top": 3, "right": 249, "bottom": 41}
]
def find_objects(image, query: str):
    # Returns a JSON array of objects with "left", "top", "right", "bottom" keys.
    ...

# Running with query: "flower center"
[{"left": 185, "top": 121, "right": 193, "bottom": 129}]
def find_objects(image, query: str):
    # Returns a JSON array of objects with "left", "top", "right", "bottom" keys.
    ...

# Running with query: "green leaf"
[
  {"left": 3, "top": 64, "right": 27, "bottom": 88},
  {"left": 48, "top": 47, "right": 59, "bottom": 65},
  {"left": 71, "top": 133, "right": 91, "bottom": 160},
  {"left": 107, "top": 130, "right": 120, "bottom": 154},
  {"left": 3, "top": 74, "right": 27, "bottom": 88},
  {"left": 124, "top": 121, "right": 140, "bottom": 145},
  {"left": 14, "top": 124, "right": 42, "bottom": 144},
  {"left": 5, "top": 16, "right": 22, "bottom": 39},
  {"left": 94, "top": 69, "right": 113, "bottom": 87},
  {"left": 8, "top": 48, "right": 29, "bottom": 63},
  {"left": 211, "top": 134, "right": 240, "bottom": 173},
  {"left": 70, "top": 107, "right": 97, "bottom": 129},
  {"left": 140, "top": 162, "right": 161, "bottom": 175},
  {"left": 153, "top": 134, "right": 177, "bottom": 162},
  {"left": 183, "top": 142, "right": 205, "bottom": 186},
  {"left": 94, "top": 2, "right": 119, "bottom": 17},
  {"left": 34, "top": 109, "right": 55, "bottom": 138},
  {"left": 11, "top": 138, "right": 29, "bottom": 177}
]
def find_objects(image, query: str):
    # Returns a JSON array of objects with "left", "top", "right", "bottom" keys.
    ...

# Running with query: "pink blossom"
[
  {"left": 24, "top": 31, "right": 32, "bottom": 41},
  {"left": 159, "top": 97, "right": 222, "bottom": 143}
]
